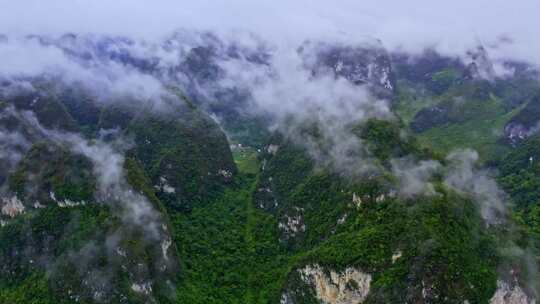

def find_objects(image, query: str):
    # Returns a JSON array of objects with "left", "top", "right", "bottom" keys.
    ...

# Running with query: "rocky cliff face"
[
  {"left": 294, "top": 264, "right": 372, "bottom": 304},
  {"left": 490, "top": 280, "right": 535, "bottom": 304},
  {"left": 504, "top": 95, "right": 540, "bottom": 143},
  {"left": 300, "top": 41, "right": 395, "bottom": 100}
]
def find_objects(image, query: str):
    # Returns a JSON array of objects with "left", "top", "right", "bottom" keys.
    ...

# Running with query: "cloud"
[
  {"left": 0, "top": 36, "right": 172, "bottom": 106},
  {"left": 218, "top": 45, "right": 393, "bottom": 175},
  {"left": 443, "top": 149, "right": 506, "bottom": 225},
  {"left": 1, "top": 1, "right": 539, "bottom": 65},
  {"left": 0, "top": 104, "right": 42, "bottom": 189},
  {"left": 21, "top": 108, "right": 169, "bottom": 242},
  {"left": 389, "top": 149, "right": 509, "bottom": 226},
  {"left": 0, "top": 129, "right": 31, "bottom": 174},
  {"left": 391, "top": 157, "right": 441, "bottom": 197}
]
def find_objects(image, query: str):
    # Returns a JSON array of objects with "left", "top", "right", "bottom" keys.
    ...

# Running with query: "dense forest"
[{"left": 1, "top": 23, "right": 540, "bottom": 304}]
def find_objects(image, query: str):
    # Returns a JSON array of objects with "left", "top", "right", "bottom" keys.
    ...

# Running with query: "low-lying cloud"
[
  {"left": 443, "top": 149, "right": 507, "bottom": 225},
  {"left": 391, "top": 157, "right": 441, "bottom": 198},
  {"left": 390, "top": 150, "right": 507, "bottom": 226},
  {"left": 219, "top": 46, "right": 392, "bottom": 174},
  {"left": 0, "top": 106, "right": 175, "bottom": 301},
  {"left": 2, "top": 1, "right": 540, "bottom": 66},
  {"left": 0, "top": 36, "right": 170, "bottom": 105}
]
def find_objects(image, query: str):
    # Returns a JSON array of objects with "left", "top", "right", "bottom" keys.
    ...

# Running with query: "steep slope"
[
  {"left": 255, "top": 121, "right": 501, "bottom": 303},
  {"left": 0, "top": 84, "right": 237, "bottom": 303}
]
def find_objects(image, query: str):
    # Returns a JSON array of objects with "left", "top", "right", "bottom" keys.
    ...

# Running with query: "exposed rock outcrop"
[
  {"left": 490, "top": 280, "right": 535, "bottom": 304},
  {"left": 279, "top": 207, "right": 305, "bottom": 239},
  {"left": 296, "top": 264, "right": 371, "bottom": 304},
  {"left": 1, "top": 196, "right": 25, "bottom": 217}
]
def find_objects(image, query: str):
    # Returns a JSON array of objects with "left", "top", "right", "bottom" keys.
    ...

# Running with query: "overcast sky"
[{"left": 1, "top": 0, "right": 538, "bottom": 63}]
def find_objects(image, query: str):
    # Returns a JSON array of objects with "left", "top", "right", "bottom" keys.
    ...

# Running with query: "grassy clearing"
[{"left": 232, "top": 145, "right": 260, "bottom": 175}]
